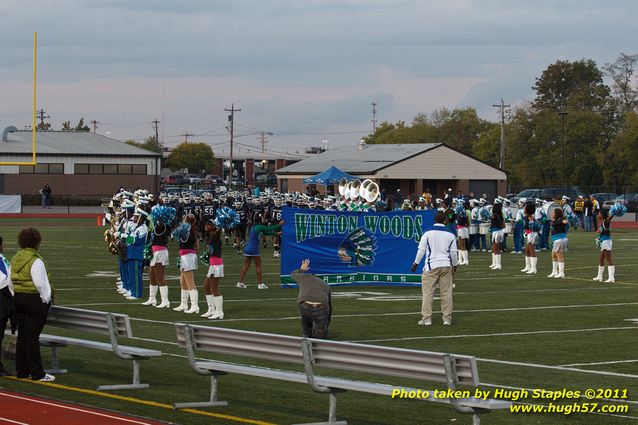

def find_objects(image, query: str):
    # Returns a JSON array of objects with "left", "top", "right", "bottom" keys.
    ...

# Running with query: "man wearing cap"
[
  {"left": 574, "top": 196, "right": 585, "bottom": 230},
  {"left": 124, "top": 208, "right": 148, "bottom": 300}
]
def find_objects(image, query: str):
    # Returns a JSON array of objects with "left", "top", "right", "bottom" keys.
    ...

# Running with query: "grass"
[{"left": 0, "top": 218, "right": 636, "bottom": 424}]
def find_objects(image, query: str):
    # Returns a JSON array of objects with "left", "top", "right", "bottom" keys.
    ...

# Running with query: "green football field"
[{"left": 0, "top": 217, "right": 636, "bottom": 425}]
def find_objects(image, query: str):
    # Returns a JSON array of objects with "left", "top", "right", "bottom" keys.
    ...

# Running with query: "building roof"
[
  {"left": 276, "top": 143, "right": 441, "bottom": 174},
  {"left": 0, "top": 129, "right": 161, "bottom": 157}
]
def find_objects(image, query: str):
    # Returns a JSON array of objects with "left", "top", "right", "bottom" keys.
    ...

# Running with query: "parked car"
[
  {"left": 185, "top": 174, "right": 203, "bottom": 184},
  {"left": 590, "top": 193, "right": 618, "bottom": 204},
  {"left": 255, "top": 173, "right": 277, "bottom": 186},
  {"left": 161, "top": 175, "right": 184, "bottom": 185},
  {"left": 510, "top": 188, "right": 585, "bottom": 203},
  {"left": 203, "top": 174, "right": 223, "bottom": 185},
  {"left": 603, "top": 193, "right": 638, "bottom": 212}
]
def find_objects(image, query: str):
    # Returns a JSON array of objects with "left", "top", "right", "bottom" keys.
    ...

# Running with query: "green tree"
[
  {"left": 602, "top": 111, "right": 638, "bottom": 186},
  {"left": 165, "top": 142, "right": 215, "bottom": 174},
  {"left": 125, "top": 136, "right": 162, "bottom": 153},
  {"left": 471, "top": 124, "right": 500, "bottom": 168}
]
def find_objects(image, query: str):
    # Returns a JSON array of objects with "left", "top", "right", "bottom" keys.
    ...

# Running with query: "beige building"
[{"left": 276, "top": 142, "right": 507, "bottom": 200}]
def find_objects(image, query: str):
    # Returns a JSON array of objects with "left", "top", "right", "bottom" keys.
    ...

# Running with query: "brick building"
[
  {"left": 0, "top": 127, "right": 161, "bottom": 197},
  {"left": 275, "top": 142, "right": 507, "bottom": 199}
]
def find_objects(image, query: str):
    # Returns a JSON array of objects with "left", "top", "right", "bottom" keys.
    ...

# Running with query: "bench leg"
[
  {"left": 292, "top": 392, "right": 348, "bottom": 425},
  {"left": 46, "top": 347, "right": 68, "bottom": 375},
  {"left": 97, "top": 360, "right": 150, "bottom": 391},
  {"left": 174, "top": 375, "right": 228, "bottom": 409},
  {"left": 473, "top": 413, "right": 481, "bottom": 425}
]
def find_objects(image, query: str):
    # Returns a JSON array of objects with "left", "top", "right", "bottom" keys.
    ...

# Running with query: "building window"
[
  {"left": 132, "top": 164, "right": 147, "bottom": 175},
  {"left": 73, "top": 163, "right": 147, "bottom": 175},
  {"left": 18, "top": 163, "right": 64, "bottom": 174}
]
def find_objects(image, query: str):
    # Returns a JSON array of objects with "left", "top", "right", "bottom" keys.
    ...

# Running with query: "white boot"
[
  {"left": 489, "top": 253, "right": 496, "bottom": 269},
  {"left": 554, "top": 262, "right": 565, "bottom": 278},
  {"left": 463, "top": 250, "right": 469, "bottom": 265},
  {"left": 156, "top": 286, "right": 170, "bottom": 308},
  {"left": 605, "top": 266, "right": 615, "bottom": 283},
  {"left": 201, "top": 295, "right": 215, "bottom": 317},
  {"left": 173, "top": 290, "right": 188, "bottom": 311},
  {"left": 526, "top": 257, "right": 537, "bottom": 274},
  {"left": 142, "top": 285, "right": 158, "bottom": 306},
  {"left": 185, "top": 290, "right": 200, "bottom": 314},
  {"left": 593, "top": 266, "right": 604, "bottom": 282},
  {"left": 521, "top": 256, "right": 530, "bottom": 272},
  {"left": 210, "top": 296, "right": 224, "bottom": 319},
  {"left": 548, "top": 261, "right": 558, "bottom": 278},
  {"left": 494, "top": 254, "right": 502, "bottom": 270}
]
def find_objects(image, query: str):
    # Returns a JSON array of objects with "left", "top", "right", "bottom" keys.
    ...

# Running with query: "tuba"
[
  {"left": 349, "top": 179, "right": 361, "bottom": 200},
  {"left": 338, "top": 177, "right": 348, "bottom": 197},
  {"left": 363, "top": 182, "right": 380, "bottom": 203}
]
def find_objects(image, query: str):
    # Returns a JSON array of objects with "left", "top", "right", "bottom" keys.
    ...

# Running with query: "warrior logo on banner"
[{"left": 281, "top": 207, "right": 435, "bottom": 286}]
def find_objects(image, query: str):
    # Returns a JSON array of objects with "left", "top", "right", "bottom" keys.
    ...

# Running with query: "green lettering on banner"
[
  {"left": 402, "top": 215, "right": 414, "bottom": 240},
  {"left": 363, "top": 215, "right": 379, "bottom": 233},
  {"left": 413, "top": 215, "right": 424, "bottom": 242},
  {"left": 348, "top": 216, "right": 358, "bottom": 233},
  {"left": 390, "top": 216, "right": 402, "bottom": 237},
  {"left": 295, "top": 214, "right": 310, "bottom": 243},
  {"left": 326, "top": 215, "right": 337, "bottom": 235},
  {"left": 315, "top": 214, "right": 326, "bottom": 238},
  {"left": 379, "top": 216, "right": 390, "bottom": 234},
  {"left": 337, "top": 215, "right": 348, "bottom": 233}
]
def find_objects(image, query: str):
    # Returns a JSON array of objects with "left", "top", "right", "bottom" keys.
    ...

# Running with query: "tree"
[
  {"left": 603, "top": 53, "right": 638, "bottom": 113},
  {"left": 125, "top": 136, "right": 162, "bottom": 153},
  {"left": 61, "top": 118, "right": 90, "bottom": 131},
  {"left": 165, "top": 142, "right": 215, "bottom": 174},
  {"left": 602, "top": 111, "right": 638, "bottom": 186}
]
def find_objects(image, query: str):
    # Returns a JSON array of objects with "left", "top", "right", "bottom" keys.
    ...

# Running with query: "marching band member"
[
  {"left": 512, "top": 198, "right": 525, "bottom": 254},
  {"left": 477, "top": 198, "right": 489, "bottom": 252},
  {"left": 124, "top": 208, "right": 149, "bottom": 300},
  {"left": 535, "top": 199, "right": 549, "bottom": 251},
  {"left": 469, "top": 199, "right": 480, "bottom": 251}
]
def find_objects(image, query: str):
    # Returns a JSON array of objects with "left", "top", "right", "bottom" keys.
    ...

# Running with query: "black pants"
[
  {"left": 0, "top": 287, "right": 14, "bottom": 371},
  {"left": 298, "top": 303, "right": 330, "bottom": 339},
  {"left": 13, "top": 293, "right": 50, "bottom": 380}
]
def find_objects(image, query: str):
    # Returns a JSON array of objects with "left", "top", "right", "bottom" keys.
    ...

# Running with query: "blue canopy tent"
[{"left": 303, "top": 166, "right": 356, "bottom": 186}]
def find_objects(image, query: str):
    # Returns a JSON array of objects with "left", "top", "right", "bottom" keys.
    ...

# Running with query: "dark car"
[
  {"left": 203, "top": 174, "right": 224, "bottom": 185},
  {"left": 255, "top": 173, "right": 277, "bottom": 186},
  {"left": 510, "top": 188, "right": 585, "bottom": 203}
]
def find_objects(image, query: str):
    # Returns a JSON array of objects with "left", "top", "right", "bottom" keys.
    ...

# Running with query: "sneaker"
[
  {"left": 443, "top": 319, "right": 452, "bottom": 326},
  {"left": 37, "top": 373, "right": 56, "bottom": 382},
  {"left": 236, "top": 282, "right": 247, "bottom": 289},
  {"left": 417, "top": 318, "right": 432, "bottom": 326},
  {"left": 257, "top": 283, "right": 269, "bottom": 290}
]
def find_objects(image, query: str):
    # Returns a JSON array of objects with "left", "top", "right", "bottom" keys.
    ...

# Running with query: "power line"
[
  {"left": 493, "top": 99, "right": 510, "bottom": 170},
  {"left": 36, "top": 108, "right": 50, "bottom": 130}
]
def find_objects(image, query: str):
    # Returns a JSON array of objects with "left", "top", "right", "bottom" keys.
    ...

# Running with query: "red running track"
[{"left": 0, "top": 390, "right": 167, "bottom": 425}]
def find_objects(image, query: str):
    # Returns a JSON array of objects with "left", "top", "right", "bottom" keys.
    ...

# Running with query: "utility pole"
[
  {"left": 181, "top": 132, "right": 194, "bottom": 143},
  {"left": 225, "top": 104, "right": 241, "bottom": 187},
  {"left": 258, "top": 131, "right": 268, "bottom": 153},
  {"left": 493, "top": 98, "right": 510, "bottom": 170},
  {"left": 152, "top": 119, "right": 161, "bottom": 151},
  {"left": 36, "top": 108, "right": 50, "bottom": 130},
  {"left": 90, "top": 120, "right": 99, "bottom": 133},
  {"left": 371, "top": 102, "right": 377, "bottom": 134}
]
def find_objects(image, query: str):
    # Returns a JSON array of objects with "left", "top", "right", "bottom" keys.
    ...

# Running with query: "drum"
[
  {"left": 469, "top": 224, "right": 478, "bottom": 234},
  {"left": 505, "top": 223, "right": 513, "bottom": 233},
  {"left": 479, "top": 223, "right": 489, "bottom": 235}
]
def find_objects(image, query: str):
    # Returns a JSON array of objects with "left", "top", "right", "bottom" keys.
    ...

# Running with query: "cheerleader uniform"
[
  {"left": 521, "top": 217, "right": 539, "bottom": 274},
  {"left": 179, "top": 232, "right": 198, "bottom": 272},
  {"left": 489, "top": 213, "right": 505, "bottom": 270},
  {"left": 205, "top": 230, "right": 225, "bottom": 319},
  {"left": 548, "top": 219, "right": 569, "bottom": 278},
  {"left": 243, "top": 223, "right": 283, "bottom": 257},
  {"left": 594, "top": 218, "right": 615, "bottom": 283},
  {"left": 150, "top": 224, "right": 169, "bottom": 266}
]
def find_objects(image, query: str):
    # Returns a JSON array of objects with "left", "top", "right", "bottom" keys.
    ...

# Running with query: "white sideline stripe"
[
  {"left": 0, "top": 392, "right": 155, "bottom": 425},
  {"left": 477, "top": 356, "right": 638, "bottom": 379},
  {"left": 357, "top": 326, "right": 638, "bottom": 347},
  {"left": 558, "top": 359, "right": 638, "bottom": 367},
  {"left": 0, "top": 417, "right": 30, "bottom": 425},
  {"left": 117, "top": 302, "right": 638, "bottom": 325},
  {"left": 482, "top": 383, "right": 638, "bottom": 405}
]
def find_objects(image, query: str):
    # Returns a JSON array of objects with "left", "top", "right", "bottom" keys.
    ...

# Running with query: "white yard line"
[
  {"left": 558, "top": 359, "right": 638, "bottom": 367},
  {"left": 476, "top": 356, "right": 638, "bottom": 379}
]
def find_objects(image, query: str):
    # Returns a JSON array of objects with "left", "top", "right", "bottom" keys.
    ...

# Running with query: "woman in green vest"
[{"left": 11, "top": 228, "right": 55, "bottom": 382}]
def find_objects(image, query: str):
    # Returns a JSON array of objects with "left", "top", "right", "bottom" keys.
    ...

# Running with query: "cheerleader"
[
  {"left": 455, "top": 202, "right": 470, "bottom": 265},
  {"left": 593, "top": 209, "right": 616, "bottom": 283},
  {"left": 143, "top": 212, "right": 172, "bottom": 308},
  {"left": 201, "top": 220, "right": 225, "bottom": 319},
  {"left": 521, "top": 202, "right": 539, "bottom": 274},
  {"left": 174, "top": 214, "right": 200, "bottom": 313},
  {"left": 548, "top": 208, "right": 569, "bottom": 278},
  {"left": 236, "top": 215, "right": 283, "bottom": 289},
  {"left": 489, "top": 201, "right": 505, "bottom": 270}
]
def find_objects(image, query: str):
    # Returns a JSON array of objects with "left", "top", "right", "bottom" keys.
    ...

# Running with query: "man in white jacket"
[{"left": 411, "top": 211, "right": 458, "bottom": 326}]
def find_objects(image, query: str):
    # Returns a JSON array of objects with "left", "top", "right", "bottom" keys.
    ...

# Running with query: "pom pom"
[
  {"left": 529, "top": 221, "right": 542, "bottom": 232},
  {"left": 199, "top": 250, "right": 210, "bottom": 266},
  {"left": 150, "top": 205, "right": 177, "bottom": 226},
  {"left": 610, "top": 203, "right": 627, "bottom": 217},
  {"left": 479, "top": 207, "right": 491, "bottom": 221},
  {"left": 454, "top": 204, "right": 466, "bottom": 217},
  {"left": 172, "top": 223, "right": 191, "bottom": 240},
  {"left": 213, "top": 206, "right": 240, "bottom": 230},
  {"left": 143, "top": 246, "right": 152, "bottom": 261}
]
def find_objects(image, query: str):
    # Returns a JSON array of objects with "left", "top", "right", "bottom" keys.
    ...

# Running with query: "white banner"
[{"left": 0, "top": 195, "right": 21, "bottom": 213}]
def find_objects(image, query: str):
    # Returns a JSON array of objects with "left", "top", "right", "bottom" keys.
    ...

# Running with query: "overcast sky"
[{"left": 1, "top": 0, "right": 636, "bottom": 155}]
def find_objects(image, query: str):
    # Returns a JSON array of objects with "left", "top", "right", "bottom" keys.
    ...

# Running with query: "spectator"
[
  {"left": 411, "top": 211, "right": 458, "bottom": 326},
  {"left": 380, "top": 188, "right": 387, "bottom": 202},
  {"left": 591, "top": 195, "right": 600, "bottom": 230},
  {"left": 0, "top": 236, "right": 13, "bottom": 376},
  {"left": 291, "top": 259, "right": 332, "bottom": 338},
  {"left": 11, "top": 228, "right": 55, "bottom": 382},
  {"left": 40, "top": 184, "right": 52, "bottom": 209},
  {"left": 583, "top": 196, "right": 593, "bottom": 231},
  {"left": 392, "top": 189, "right": 402, "bottom": 205}
]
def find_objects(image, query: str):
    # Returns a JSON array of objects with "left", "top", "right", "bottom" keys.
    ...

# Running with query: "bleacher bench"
[
  {"left": 175, "top": 324, "right": 510, "bottom": 425},
  {"left": 39, "top": 306, "right": 161, "bottom": 390}
]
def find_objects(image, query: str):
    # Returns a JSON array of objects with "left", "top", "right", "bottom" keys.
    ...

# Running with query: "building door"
[
  {"left": 0, "top": 174, "right": 4, "bottom": 194},
  {"left": 469, "top": 180, "right": 497, "bottom": 201},
  {"left": 280, "top": 179, "right": 288, "bottom": 193}
]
